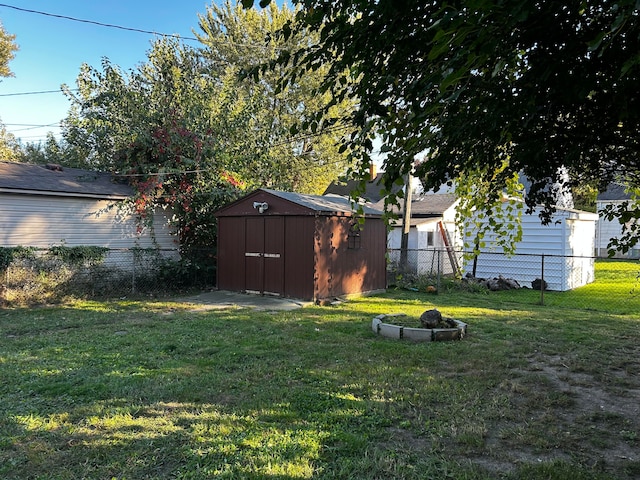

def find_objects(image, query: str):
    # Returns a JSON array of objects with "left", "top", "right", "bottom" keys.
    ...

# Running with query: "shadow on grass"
[{"left": 1, "top": 297, "right": 638, "bottom": 479}]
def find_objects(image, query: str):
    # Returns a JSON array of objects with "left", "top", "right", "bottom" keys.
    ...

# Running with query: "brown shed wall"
[
  {"left": 217, "top": 216, "right": 246, "bottom": 292},
  {"left": 313, "top": 216, "right": 387, "bottom": 299},
  {"left": 283, "top": 216, "right": 316, "bottom": 299}
]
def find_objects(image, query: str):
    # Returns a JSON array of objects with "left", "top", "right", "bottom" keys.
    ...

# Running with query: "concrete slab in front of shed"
[{"left": 180, "top": 290, "right": 313, "bottom": 311}]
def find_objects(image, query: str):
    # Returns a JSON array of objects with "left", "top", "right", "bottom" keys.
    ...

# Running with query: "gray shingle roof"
[
  {"left": 322, "top": 173, "right": 402, "bottom": 203},
  {"left": 597, "top": 183, "right": 631, "bottom": 201},
  {"left": 0, "top": 161, "right": 132, "bottom": 198},
  {"left": 374, "top": 193, "right": 457, "bottom": 217},
  {"left": 263, "top": 189, "right": 383, "bottom": 216}
]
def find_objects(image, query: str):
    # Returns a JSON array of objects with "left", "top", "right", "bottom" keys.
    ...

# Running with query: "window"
[
  {"left": 348, "top": 223, "right": 362, "bottom": 249},
  {"left": 427, "top": 231, "right": 434, "bottom": 247}
]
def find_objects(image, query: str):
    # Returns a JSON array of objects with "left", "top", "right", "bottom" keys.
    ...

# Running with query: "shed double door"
[{"left": 244, "top": 216, "right": 284, "bottom": 295}]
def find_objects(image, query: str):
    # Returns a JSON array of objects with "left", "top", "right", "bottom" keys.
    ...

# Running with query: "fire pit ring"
[{"left": 372, "top": 313, "right": 467, "bottom": 342}]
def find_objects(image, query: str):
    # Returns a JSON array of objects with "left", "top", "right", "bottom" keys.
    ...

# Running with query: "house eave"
[{"left": 0, "top": 187, "right": 129, "bottom": 201}]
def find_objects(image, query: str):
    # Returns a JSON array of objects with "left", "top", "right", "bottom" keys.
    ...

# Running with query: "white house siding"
[
  {"left": 0, "top": 192, "right": 176, "bottom": 250},
  {"left": 388, "top": 220, "right": 444, "bottom": 275},
  {"left": 387, "top": 206, "right": 460, "bottom": 275},
  {"left": 595, "top": 200, "right": 640, "bottom": 258},
  {"left": 466, "top": 207, "right": 597, "bottom": 291}
]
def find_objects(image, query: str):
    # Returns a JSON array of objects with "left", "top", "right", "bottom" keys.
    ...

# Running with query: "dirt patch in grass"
[{"left": 470, "top": 352, "right": 640, "bottom": 477}]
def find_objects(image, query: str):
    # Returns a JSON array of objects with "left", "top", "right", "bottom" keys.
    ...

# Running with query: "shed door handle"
[{"left": 245, "top": 252, "right": 262, "bottom": 257}]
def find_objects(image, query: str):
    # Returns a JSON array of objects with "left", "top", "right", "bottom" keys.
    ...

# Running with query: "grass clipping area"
[{"left": 1, "top": 282, "right": 639, "bottom": 478}]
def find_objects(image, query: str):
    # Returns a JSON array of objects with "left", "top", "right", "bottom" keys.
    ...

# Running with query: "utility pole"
[{"left": 399, "top": 172, "right": 412, "bottom": 273}]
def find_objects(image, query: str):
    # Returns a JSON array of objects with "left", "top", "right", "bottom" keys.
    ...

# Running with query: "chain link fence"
[
  {"left": 1, "top": 247, "right": 217, "bottom": 305},
  {"left": 388, "top": 248, "right": 640, "bottom": 314}
]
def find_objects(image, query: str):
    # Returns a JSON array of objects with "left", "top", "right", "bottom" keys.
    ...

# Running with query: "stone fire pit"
[{"left": 372, "top": 309, "right": 467, "bottom": 342}]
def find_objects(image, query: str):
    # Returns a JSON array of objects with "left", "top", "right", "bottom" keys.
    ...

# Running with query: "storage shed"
[
  {"left": 467, "top": 206, "right": 598, "bottom": 291},
  {"left": 214, "top": 189, "right": 387, "bottom": 301}
]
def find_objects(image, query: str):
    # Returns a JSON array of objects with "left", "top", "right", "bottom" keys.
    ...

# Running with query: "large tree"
[
  {"left": 196, "top": 1, "right": 353, "bottom": 194},
  {"left": 62, "top": 38, "right": 264, "bottom": 255},
  {"left": 0, "top": 20, "right": 17, "bottom": 78},
  {"left": 61, "top": 2, "right": 354, "bottom": 256},
  {"left": 0, "top": 22, "right": 19, "bottom": 160},
  {"left": 248, "top": 0, "right": 640, "bottom": 234}
]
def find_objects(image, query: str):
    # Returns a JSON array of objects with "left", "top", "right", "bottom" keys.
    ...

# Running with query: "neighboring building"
[
  {"left": 0, "top": 161, "right": 175, "bottom": 251},
  {"left": 596, "top": 183, "right": 638, "bottom": 258},
  {"left": 323, "top": 171, "right": 398, "bottom": 204},
  {"left": 215, "top": 188, "right": 387, "bottom": 301},
  {"left": 468, "top": 205, "right": 598, "bottom": 291},
  {"left": 327, "top": 172, "right": 597, "bottom": 290},
  {"left": 386, "top": 193, "right": 460, "bottom": 275}
]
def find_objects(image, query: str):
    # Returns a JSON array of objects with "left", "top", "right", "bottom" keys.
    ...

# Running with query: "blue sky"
[{"left": 0, "top": 1, "right": 213, "bottom": 144}]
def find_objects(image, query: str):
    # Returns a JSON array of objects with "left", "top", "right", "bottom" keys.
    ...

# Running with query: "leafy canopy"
[
  {"left": 60, "top": 2, "right": 354, "bottom": 255},
  {"left": 0, "top": 20, "right": 17, "bottom": 78},
  {"left": 247, "top": 0, "right": 640, "bottom": 229}
]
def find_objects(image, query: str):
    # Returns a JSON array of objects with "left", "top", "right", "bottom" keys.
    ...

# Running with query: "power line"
[
  {"left": 7, "top": 123, "right": 60, "bottom": 132},
  {"left": 0, "top": 4, "right": 292, "bottom": 54},
  {"left": 0, "top": 3, "right": 199, "bottom": 42},
  {"left": 4, "top": 123, "right": 60, "bottom": 127},
  {"left": 0, "top": 89, "right": 78, "bottom": 97}
]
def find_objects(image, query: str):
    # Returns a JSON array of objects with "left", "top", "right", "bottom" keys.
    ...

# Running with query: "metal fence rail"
[
  {"left": 3, "top": 245, "right": 639, "bottom": 313},
  {"left": 1, "top": 247, "right": 216, "bottom": 304},
  {"left": 387, "top": 248, "right": 640, "bottom": 314}
]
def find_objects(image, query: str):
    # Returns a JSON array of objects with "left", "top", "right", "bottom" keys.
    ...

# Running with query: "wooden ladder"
[{"left": 438, "top": 221, "right": 461, "bottom": 276}]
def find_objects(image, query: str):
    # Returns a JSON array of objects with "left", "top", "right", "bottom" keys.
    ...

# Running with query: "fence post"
[
  {"left": 437, "top": 249, "right": 441, "bottom": 294},
  {"left": 540, "top": 253, "right": 545, "bottom": 305},
  {"left": 131, "top": 249, "right": 137, "bottom": 294}
]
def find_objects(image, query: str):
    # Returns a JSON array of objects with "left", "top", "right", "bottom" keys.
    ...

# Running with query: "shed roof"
[
  {"left": 266, "top": 189, "right": 382, "bottom": 216},
  {"left": 0, "top": 161, "right": 132, "bottom": 199},
  {"left": 215, "top": 188, "right": 383, "bottom": 217}
]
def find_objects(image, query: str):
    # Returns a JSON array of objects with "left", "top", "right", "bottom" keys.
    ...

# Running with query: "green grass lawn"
[
  {"left": 1, "top": 261, "right": 639, "bottom": 479},
  {"left": 438, "top": 258, "right": 640, "bottom": 315}
]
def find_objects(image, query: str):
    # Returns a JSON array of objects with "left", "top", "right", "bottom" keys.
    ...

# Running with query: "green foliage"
[
  {"left": 196, "top": 1, "right": 354, "bottom": 195},
  {"left": 0, "top": 121, "right": 22, "bottom": 162},
  {"left": 60, "top": 2, "right": 354, "bottom": 259},
  {"left": 572, "top": 181, "right": 598, "bottom": 213},
  {"left": 47, "top": 245, "right": 109, "bottom": 267},
  {"left": 0, "top": 21, "right": 17, "bottom": 78},
  {"left": 455, "top": 167, "right": 524, "bottom": 261},
  {"left": 0, "top": 246, "right": 36, "bottom": 273},
  {"left": 155, "top": 255, "right": 216, "bottom": 289},
  {"left": 600, "top": 186, "right": 640, "bottom": 256},
  {"left": 247, "top": 0, "right": 640, "bottom": 244},
  {"left": 17, "top": 133, "right": 79, "bottom": 167}
]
